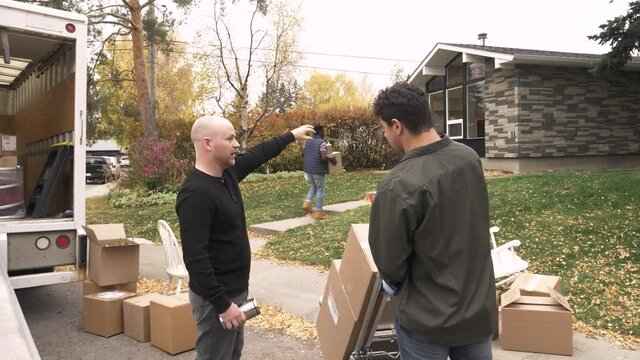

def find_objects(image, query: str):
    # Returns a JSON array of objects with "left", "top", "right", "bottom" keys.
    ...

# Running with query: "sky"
[
  {"left": 295, "top": 0, "right": 631, "bottom": 90},
  {"left": 179, "top": 0, "right": 631, "bottom": 98}
]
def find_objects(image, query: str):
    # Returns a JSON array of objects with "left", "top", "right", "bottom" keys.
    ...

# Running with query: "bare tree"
[{"left": 198, "top": 0, "right": 303, "bottom": 148}]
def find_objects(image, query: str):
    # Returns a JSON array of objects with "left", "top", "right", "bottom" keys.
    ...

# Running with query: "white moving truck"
[
  {"left": 0, "top": 0, "right": 88, "bottom": 288},
  {"left": 0, "top": 1, "right": 88, "bottom": 358}
]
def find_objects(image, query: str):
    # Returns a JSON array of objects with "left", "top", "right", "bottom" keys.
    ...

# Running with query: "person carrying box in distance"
[
  {"left": 176, "top": 115, "right": 314, "bottom": 360},
  {"left": 368, "top": 83, "right": 497, "bottom": 360},
  {"left": 302, "top": 124, "right": 336, "bottom": 220}
]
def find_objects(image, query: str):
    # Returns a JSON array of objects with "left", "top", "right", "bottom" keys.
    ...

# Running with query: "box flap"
[
  {"left": 84, "top": 224, "right": 138, "bottom": 247},
  {"left": 549, "top": 287, "right": 573, "bottom": 312},
  {"left": 500, "top": 287, "right": 522, "bottom": 308}
]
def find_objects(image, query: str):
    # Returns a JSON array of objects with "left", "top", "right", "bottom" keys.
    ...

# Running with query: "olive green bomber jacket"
[{"left": 368, "top": 136, "right": 497, "bottom": 346}]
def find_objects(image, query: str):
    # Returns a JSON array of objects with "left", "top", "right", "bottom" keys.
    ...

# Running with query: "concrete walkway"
[
  {"left": 249, "top": 199, "right": 370, "bottom": 235},
  {"left": 139, "top": 238, "right": 327, "bottom": 323}
]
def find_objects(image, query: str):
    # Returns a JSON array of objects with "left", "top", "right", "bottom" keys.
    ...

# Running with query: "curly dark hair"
[{"left": 372, "top": 82, "right": 432, "bottom": 134}]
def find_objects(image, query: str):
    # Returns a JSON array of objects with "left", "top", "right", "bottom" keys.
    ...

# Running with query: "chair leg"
[
  {"left": 164, "top": 277, "right": 172, "bottom": 295},
  {"left": 176, "top": 278, "right": 183, "bottom": 294}
]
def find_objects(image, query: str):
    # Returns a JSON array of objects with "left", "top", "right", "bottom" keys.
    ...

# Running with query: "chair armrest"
[{"left": 493, "top": 240, "right": 521, "bottom": 252}]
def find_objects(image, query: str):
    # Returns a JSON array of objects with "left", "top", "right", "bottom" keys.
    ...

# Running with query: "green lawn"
[
  {"left": 87, "top": 171, "right": 384, "bottom": 242},
  {"left": 86, "top": 169, "right": 639, "bottom": 339}
]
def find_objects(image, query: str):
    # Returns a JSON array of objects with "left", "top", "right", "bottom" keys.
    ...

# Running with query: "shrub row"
[{"left": 250, "top": 107, "right": 400, "bottom": 173}]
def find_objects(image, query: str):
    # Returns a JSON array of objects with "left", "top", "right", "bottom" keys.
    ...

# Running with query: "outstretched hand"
[{"left": 290, "top": 124, "right": 315, "bottom": 142}]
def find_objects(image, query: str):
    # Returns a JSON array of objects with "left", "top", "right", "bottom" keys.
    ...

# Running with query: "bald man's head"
[{"left": 191, "top": 115, "right": 233, "bottom": 144}]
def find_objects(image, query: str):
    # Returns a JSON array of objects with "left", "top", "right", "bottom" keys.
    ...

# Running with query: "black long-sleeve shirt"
[{"left": 176, "top": 132, "right": 295, "bottom": 313}]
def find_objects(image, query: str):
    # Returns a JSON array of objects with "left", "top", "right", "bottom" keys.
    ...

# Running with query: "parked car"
[
  {"left": 119, "top": 156, "right": 130, "bottom": 166},
  {"left": 101, "top": 156, "right": 120, "bottom": 180},
  {"left": 86, "top": 156, "right": 108, "bottom": 184}
]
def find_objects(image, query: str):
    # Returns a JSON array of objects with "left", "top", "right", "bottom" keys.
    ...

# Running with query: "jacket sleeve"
[
  {"left": 176, "top": 187, "right": 231, "bottom": 313},
  {"left": 233, "top": 132, "right": 296, "bottom": 181},
  {"left": 368, "top": 186, "right": 416, "bottom": 288}
]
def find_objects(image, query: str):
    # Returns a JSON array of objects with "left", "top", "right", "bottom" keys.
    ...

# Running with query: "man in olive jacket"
[{"left": 368, "top": 83, "right": 497, "bottom": 360}]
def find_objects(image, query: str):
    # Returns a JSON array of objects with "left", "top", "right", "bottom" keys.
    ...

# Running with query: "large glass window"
[
  {"left": 467, "top": 62, "right": 485, "bottom": 80},
  {"left": 425, "top": 53, "right": 486, "bottom": 140},
  {"left": 429, "top": 91, "right": 445, "bottom": 134},
  {"left": 446, "top": 56, "right": 463, "bottom": 86},
  {"left": 428, "top": 76, "right": 445, "bottom": 92},
  {"left": 467, "top": 80, "right": 485, "bottom": 138},
  {"left": 447, "top": 86, "right": 463, "bottom": 139}
]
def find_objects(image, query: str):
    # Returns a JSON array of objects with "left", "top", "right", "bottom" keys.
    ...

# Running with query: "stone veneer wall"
[
  {"left": 484, "top": 67, "right": 518, "bottom": 157},
  {"left": 485, "top": 64, "right": 640, "bottom": 158}
]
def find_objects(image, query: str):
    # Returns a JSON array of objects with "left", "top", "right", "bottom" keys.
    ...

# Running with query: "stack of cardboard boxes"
[
  {"left": 316, "top": 224, "right": 398, "bottom": 360},
  {"left": 317, "top": 223, "right": 574, "bottom": 358},
  {"left": 500, "top": 273, "right": 573, "bottom": 356},
  {"left": 82, "top": 224, "right": 196, "bottom": 355}
]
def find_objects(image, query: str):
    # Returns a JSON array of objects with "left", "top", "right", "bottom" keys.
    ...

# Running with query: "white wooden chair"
[
  {"left": 490, "top": 226, "right": 528, "bottom": 286},
  {"left": 157, "top": 220, "right": 189, "bottom": 294}
]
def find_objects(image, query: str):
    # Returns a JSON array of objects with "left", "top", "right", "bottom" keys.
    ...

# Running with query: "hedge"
[{"left": 249, "top": 107, "right": 400, "bottom": 173}]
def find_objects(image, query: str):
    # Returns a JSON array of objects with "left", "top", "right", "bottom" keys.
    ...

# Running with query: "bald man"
[{"left": 176, "top": 115, "right": 313, "bottom": 360}]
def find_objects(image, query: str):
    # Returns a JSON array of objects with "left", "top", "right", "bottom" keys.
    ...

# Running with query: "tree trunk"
[
  {"left": 130, "top": 0, "right": 157, "bottom": 139},
  {"left": 240, "top": 88, "right": 249, "bottom": 149},
  {"left": 148, "top": 4, "right": 157, "bottom": 126}
]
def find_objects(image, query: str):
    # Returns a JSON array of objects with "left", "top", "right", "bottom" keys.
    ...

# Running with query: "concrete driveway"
[{"left": 86, "top": 182, "right": 115, "bottom": 198}]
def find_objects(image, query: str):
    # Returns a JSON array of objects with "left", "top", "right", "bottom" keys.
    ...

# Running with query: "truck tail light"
[
  {"left": 55, "top": 235, "right": 71, "bottom": 249},
  {"left": 65, "top": 23, "right": 76, "bottom": 33}
]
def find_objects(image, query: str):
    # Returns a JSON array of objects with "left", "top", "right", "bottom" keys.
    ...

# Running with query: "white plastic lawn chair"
[
  {"left": 157, "top": 220, "right": 189, "bottom": 295},
  {"left": 490, "top": 226, "right": 528, "bottom": 287}
]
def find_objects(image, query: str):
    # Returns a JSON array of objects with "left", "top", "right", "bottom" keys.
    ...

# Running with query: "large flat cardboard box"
[
  {"left": 82, "top": 278, "right": 137, "bottom": 296},
  {"left": 328, "top": 152, "right": 343, "bottom": 175},
  {"left": 339, "top": 224, "right": 378, "bottom": 320},
  {"left": 150, "top": 293, "right": 196, "bottom": 354},
  {"left": 123, "top": 293, "right": 165, "bottom": 342},
  {"left": 0, "top": 156, "right": 17, "bottom": 167},
  {"left": 317, "top": 260, "right": 362, "bottom": 360},
  {"left": 0, "top": 134, "right": 17, "bottom": 156},
  {"left": 84, "top": 224, "right": 140, "bottom": 286},
  {"left": 510, "top": 273, "right": 561, "bottom": 297},
  {"left": 83, "top": 291, "right": 137, "bottom": 337},
  {"left": 501, "top": 287, "right": 573, "bottom": 355}
]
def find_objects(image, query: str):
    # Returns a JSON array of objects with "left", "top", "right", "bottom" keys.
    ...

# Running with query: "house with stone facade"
[{"left": 408, "top": 43, "right": 640, "bottom": 173}]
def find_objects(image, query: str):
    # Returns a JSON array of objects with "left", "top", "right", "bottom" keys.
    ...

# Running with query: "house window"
[
  {"left": 429, "top": 90, "right": 445, "bottom": 134},
  {"left": 447, "top": 56, "right": 464, "bottom": 86},
  {"left": 425, "top": 54, "right": 486, "bottom": 141},
  {"left": 467, "top": 80, "right": 485, "bottom": 138},
  {"left": 447, "top": 86, "right": 463, "bottom": 139},
  {"left": 467, "top": 62, "right": 485, "bottom": 80},
  {"left": 428, "top": 76, "right": 445, "bottom": 92}
]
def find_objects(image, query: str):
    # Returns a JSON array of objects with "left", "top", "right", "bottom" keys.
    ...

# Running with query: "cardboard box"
[
  {"left": 82, "top": 278, "right": 137, "bottom": 296},
  {"left": 339, "top": 224, "right": 378, "bottom": 321},
  {"left": 0, "top": 134, "right": 17, "bottom": 156},
  {"left": 83, "top": 291, "right": 137, "bottom": 337},
  {"left": 510, "top": 273, "right": 561, "bottom": 297},
  {"left": 317, "top": 260, "right": 362, "bottom": 360},
  {"left": 123, "top": 293, "right": 166, "bottom": 342},
  {"left": 328, "top": 152, "right": 343, "bottom": 175},
  {"left": 150, "top": 294, "right": 196, "bottom": 354},
  {"left": 0, "top": 156, "right": 17, "bottom": 167},
  {"left": 501, "top": 287, "right": 573, "bottom": 355},
  {"left": 84, "top": 224, "right": 140, "bottom": 286}
]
